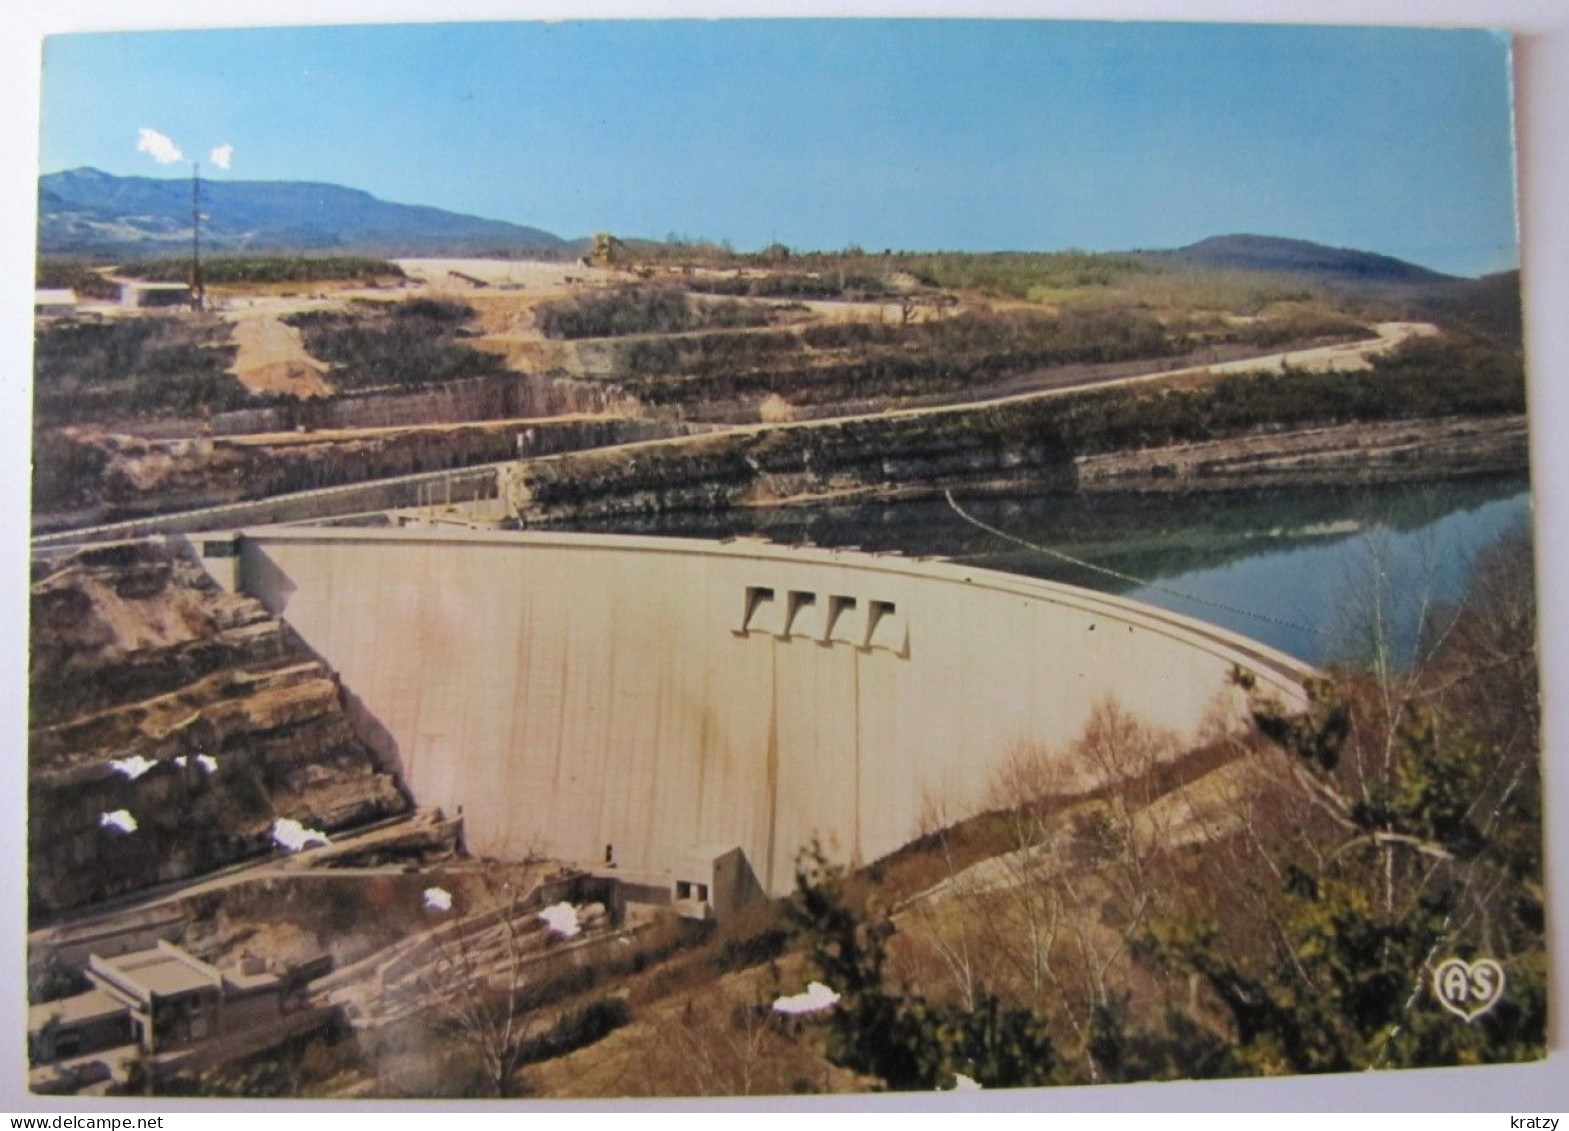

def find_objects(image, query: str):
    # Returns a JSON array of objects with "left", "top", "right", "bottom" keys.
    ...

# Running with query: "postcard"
[{"left": 21, "top": 16, "right": 1549, "bottom": 1102}]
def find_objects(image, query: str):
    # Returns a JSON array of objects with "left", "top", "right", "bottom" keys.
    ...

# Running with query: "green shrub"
[
  {"left": 897, "top": 251, "right": 1152, "bottom": 299},
  {"left": 624, "top": 308, "right": 1185, "bottom": 405},
  {"left": 35, "top": 259, "right": 122, "bottom": 300},
  {"left": 536, "top": 286, "right": 774, "bottom": 339},
  {"left": 32, "top": 316, "right": 247, "bottom": 424},
  {"left": 283, "top": 299, "right": 507, "bottom": 390},
  {"left": 712, "top": 926, "right": 790, "bottom": 972},
  {"left": 116, "top": 256, "right": 405, "bottom": 285},
  {"left": 518, "top": 998, "right": 633, "bottom": 1065},
  {"left": 785, "top": 841, "right": 1056, "bottom": 1091},
  {"left": 686, "top": 273, "right": 890, "bottom": 301}
]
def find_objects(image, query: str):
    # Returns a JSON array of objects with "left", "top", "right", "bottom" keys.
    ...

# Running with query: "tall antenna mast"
[{"left": 190, "top": 161, "right": 205, "bottom": 312}]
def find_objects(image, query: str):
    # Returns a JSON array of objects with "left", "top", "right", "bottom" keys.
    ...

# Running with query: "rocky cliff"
[
  {"left": 34, "top": 416, "right": 674, "bottom": 530},
  {"left": 28, "top": 540, "right": 408, "bottom": 919},
  {"left": 500, "top": 404, "right": 1529, "bottom": 525}
]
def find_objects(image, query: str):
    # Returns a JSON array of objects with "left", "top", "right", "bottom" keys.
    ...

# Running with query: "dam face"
[{"left": 200, "top": 526, "right": 1312, "bottom": 902}]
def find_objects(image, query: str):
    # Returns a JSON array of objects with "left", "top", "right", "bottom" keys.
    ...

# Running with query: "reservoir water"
[{"left": 564, "top": 474, "right": 1533, "bottom": 666}]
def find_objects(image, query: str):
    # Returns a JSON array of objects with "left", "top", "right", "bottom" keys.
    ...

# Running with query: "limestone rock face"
[
  {"left": 28, "top": 539, "right": 409, "bottom": 918},
  {"left": 499, "top": 406, "right": 1529, "bottom": 526},
  {"left": 35, "top": 415, "right": 667, "bottom": 528}
]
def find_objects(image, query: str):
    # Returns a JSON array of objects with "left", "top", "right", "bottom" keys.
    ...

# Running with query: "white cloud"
[
  {"left": 137, "top": 128, "right": 184, "bottom": 165},
  {"left": 209, "top": 144, "right": 233, "bottom": 170},
  {"left": 772, "top": 982, "right": 841, "bottom": 1015}
]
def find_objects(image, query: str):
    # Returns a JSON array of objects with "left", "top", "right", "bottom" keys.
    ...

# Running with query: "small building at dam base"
[{"left": 190, "top": 526, "right": 1313, "bottom": 914}]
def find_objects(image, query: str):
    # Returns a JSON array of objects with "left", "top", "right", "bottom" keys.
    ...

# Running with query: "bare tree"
[
  {"left": 404, "top": 874, "right": 545, "bottom": 1097},
  {"left": 897, "top": 700, "right": 1196, "bottom": 1081},
  {"left": 618, "top": 986, "right": 829, "bottom": 1098}
]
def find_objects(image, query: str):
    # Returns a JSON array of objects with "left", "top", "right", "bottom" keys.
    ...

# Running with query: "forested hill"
[
  {"left": 39, "top": 167, "right": 573, "bottom": 258},
  {"left": 1149, "top": 234, "right": 1455, "bottom": 284}
]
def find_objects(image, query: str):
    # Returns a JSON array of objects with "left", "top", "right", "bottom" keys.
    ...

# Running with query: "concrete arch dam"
[{"left": 199, "top": 526, "right": 1314, "bottom": 903}]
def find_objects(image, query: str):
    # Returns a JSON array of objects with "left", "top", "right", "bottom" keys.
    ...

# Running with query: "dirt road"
[
  {"left": 228, "top": 310, "right": 333, "bottom": 397},
  {"left": 1201, "top": 320, "right": 1439, "bottom": 375},
  {"left": 514, "top": 321, "right": 1445, "bottom": 464},
  {"left": 217, "top": 412, "right": 618, "bottom": 447}
]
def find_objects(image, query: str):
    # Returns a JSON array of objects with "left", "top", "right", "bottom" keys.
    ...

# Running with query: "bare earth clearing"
[
  {"left": 228, "top": 309, "right": 333, "bottom": 398},
  {"left": 394, "top": 257, "right": 611, "bottom": 294}
]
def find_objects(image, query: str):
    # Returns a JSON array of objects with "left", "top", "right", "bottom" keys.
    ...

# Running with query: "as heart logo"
[{"left": 1432, "top": 957, "right": 1506, "bottom": 1022}]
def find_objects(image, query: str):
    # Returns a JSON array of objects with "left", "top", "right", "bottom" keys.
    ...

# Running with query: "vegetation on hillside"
[
  {"left": 897, "top": 251, "right": 1153, "bottom": 299},
  {"left": 283, "top": 298, "right": 509, "bottom": 390},
  {"left": 601, "top": 242, "right": 1512, "bottom": 351},
  {"left": 1040, "top": 333, "right": 1525, "bottom": 455},
  {"left": 1405, "top": 271, "right": 1524, "bottom": 346},
  {"left": 593, "top": 240, "right": 1369, "bottom": 311},
  {"left": 1139, "top": 528, "right": 1545, "bottom": 1076},
  {"left": 684, "top": 273, "right": 893, "bottom": 301},
  {"left": 32, "top": 315, "right": 248, "bottom": 425},
  {"left": 610, "top": 305, "right": 1373, "bottom": 409},
  {"left": 34, "top": 259, "right": 122, "bottom": 300},
  {"left": 618, "top": 328, "right": 806, "bottom": 377},
  {"left": 777, "top": 527, "right": 1542, "bottom": 1088},
  {"left": 626, "top": 245, "right": 1353, "bottom": 311},
  {"left": 785, "top": 843, "right": 1056, "bottom": 1090},
  {"left": 1147, "top": 233, "right": 1451, "bottom": 285},
  {"left": 117, "top": 255, "right": 406, "bottom": 285},
  {"left": 664, "top": 246, "right": 1155, "bottom": 301},
  {"left": 534, "top": 285, "right": 774, "bottom": 339}
]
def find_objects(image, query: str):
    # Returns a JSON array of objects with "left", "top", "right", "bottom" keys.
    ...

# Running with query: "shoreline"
[{"left": 508, "top": 412, "right": 1529, "bottom": 526}]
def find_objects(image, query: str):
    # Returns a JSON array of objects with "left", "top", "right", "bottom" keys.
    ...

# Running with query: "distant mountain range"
[
  {"left": 1148, "top": 233, "right": 1454, "bottom": 284},
  {"left": 39, "top": 169, "right": 1468, "bottom": 293},
  {"left": 39, "top": 167, "right": 574, "bottom": 258}
]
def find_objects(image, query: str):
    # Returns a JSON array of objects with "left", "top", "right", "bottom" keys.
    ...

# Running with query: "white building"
[
  {"left": 34, "top": 289, "right": 79, "bottom": 318},
  {"left": 119, "top": 281, "right": 192, "bottom": 309}
]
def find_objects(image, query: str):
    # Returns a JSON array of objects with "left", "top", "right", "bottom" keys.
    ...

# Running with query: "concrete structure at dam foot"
[{"left": 183, "top": 524, "right": 1315, "bottom": 920}]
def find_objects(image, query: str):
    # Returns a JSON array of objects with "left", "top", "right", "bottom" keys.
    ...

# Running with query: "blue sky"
[{"left": 38, "top": 20, "right": 1519, "bottom": 276}]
